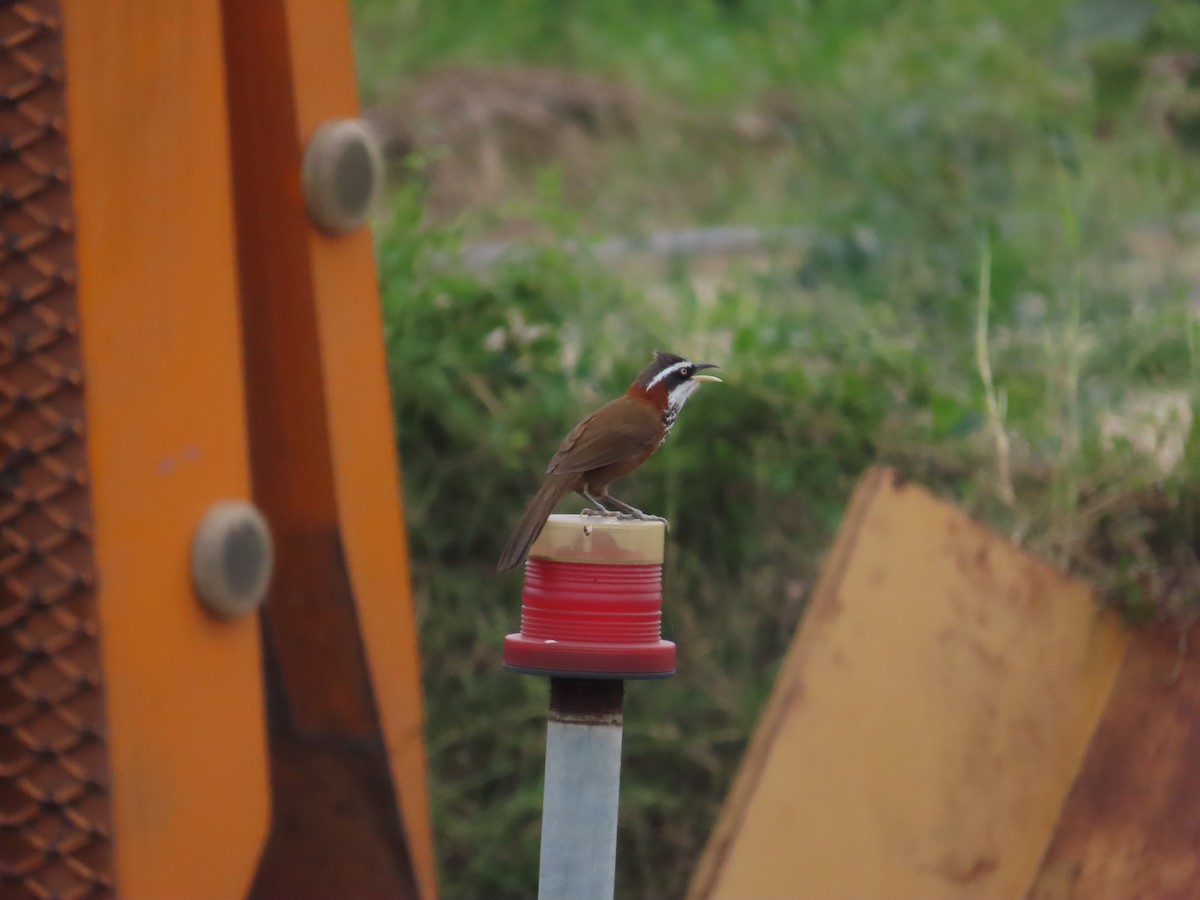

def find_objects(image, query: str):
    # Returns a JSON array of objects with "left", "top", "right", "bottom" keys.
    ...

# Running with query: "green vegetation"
[{"left": 355, "top": 1, "right": 1200, "bottom": 896}]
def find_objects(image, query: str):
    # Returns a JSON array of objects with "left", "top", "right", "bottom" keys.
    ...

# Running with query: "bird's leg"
[
  {"left": 601, "top": 493, "right": 670, "bottom": 530},
  {"left": 579, "top": 490, "right": 620, "bottom": 518}
]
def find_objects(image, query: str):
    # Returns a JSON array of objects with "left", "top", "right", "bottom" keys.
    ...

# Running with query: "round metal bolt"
[
  {"left": 191, "top": 501, "right": 274, "bottom": 619},
  {"left": 301, "top": 118, "right": 384, "bottom": 235}
]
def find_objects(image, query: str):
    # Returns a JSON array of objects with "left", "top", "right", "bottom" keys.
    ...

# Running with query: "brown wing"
[{"left": 546, "top": 397, "right": 661, "bottom": 475}]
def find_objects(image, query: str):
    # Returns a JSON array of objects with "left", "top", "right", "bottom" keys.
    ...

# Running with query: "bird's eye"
[{"left": 680, "top": 366, "right": 691, "bottom": 378}]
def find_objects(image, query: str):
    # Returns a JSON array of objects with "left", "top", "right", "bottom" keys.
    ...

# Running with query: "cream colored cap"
[{"left": 529, "top": 513, "right": 666, "bottom": 565}]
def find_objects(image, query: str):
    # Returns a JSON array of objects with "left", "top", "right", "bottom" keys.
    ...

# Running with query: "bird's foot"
[
  {"left": 615, "top": 509, "right": 671, "bottom": 531},
  {"left": 580, "top": 507, "right": 620, "bottom": 518}
]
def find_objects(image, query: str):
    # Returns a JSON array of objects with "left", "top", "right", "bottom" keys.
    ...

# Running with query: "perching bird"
[{"left": 497, "top": 351, "right": 721, "bottom": 571}]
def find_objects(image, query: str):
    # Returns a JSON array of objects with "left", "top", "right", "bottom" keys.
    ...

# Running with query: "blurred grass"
[{"left": 354, "top": 1, "right": 1200, "bottom": 897}]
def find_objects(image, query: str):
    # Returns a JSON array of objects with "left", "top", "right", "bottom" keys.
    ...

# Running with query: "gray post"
[{"left": 537, "top": 678, "right": 625, "bottom": 900}]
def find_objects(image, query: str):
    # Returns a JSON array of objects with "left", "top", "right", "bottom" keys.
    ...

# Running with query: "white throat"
[{"left": 662, "top": 380, "right": 701, "bottom": 432}]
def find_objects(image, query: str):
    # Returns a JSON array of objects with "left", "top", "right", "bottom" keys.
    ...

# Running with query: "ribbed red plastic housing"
[{"left": 504, "top": 558, "right": 676, "bottom": 678}]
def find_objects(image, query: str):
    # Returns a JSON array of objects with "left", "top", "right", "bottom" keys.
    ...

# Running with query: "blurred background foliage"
[{"left": 353, "top": 0, "right": 1200, "bottom": 896}]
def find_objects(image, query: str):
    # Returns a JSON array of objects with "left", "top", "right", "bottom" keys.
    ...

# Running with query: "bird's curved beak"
[{"left": 691, "top": 362, "right": 722, "bottom": 383}]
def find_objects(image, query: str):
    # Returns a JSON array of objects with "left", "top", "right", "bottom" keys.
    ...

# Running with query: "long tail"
[{"left": 497, "top": 474, "right": 575, "bottom": 572}]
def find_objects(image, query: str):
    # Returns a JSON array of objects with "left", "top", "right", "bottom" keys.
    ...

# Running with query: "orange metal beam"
[
  {"left": 278, "top": 6, "right": 436, "bottom": 893},
  {"left": 221, "top": 2, "right": 435, "bottom": 897},
  {"left": 62, "top": 2, "right": 269, "bottom": 897}
]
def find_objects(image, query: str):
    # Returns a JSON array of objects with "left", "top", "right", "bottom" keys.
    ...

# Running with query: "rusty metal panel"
[
  {"left": 1028, "top": 622, "right": 1200, "bottom": 899},
  {"left": 0, "top": 2, "right": 113, "bottom": 899},
  {"left": 690, "top": 468, "right": 1128, "bottom": 900}
]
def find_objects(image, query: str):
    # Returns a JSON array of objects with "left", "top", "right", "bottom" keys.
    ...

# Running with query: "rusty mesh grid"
[{"left": 0, "top": 3, "right": 114, "bottom": 899}]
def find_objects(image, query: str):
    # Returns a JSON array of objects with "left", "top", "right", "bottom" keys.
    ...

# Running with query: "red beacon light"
[{"left": 503, "top": 514, "right": 674, "bottom": 679}]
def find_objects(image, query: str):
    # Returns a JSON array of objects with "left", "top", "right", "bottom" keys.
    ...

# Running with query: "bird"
[{"left": 497, "top": 350, "right": 721, "bottom": 572}]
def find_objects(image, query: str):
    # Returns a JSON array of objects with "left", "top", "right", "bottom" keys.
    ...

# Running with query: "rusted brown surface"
[
  {"left": 249, "top": 641, "right": 419, "bottom": 900},
  {"left": 549, "top": 677, "right": 625, "bottom": 725},
  {"left": 0, "top": 3, "right": 113, "bottom": 898},
  {"left": 1028, "top": 621, "right": 1200, "bottom": 900}
]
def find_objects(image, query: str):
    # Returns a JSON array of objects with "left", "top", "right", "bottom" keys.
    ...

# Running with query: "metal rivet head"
[
  {"left": 191, "top": 501, "right": 274, "bottom": 619},
  {"left": 301, "top": 118, "right": 384, "bottom": 235}
]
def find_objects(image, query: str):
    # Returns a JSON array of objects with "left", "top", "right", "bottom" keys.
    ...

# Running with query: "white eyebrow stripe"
[{"left": 646, "top": 360, "right": 690, "bottom": 389}]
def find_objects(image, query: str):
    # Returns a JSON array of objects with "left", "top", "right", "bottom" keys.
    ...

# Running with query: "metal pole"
[
  {"left": 538, "top": 678, "right": 625, "bottom": 900},
  {"left": 504, "top": 515, "right": 674, "bottom": 899}
]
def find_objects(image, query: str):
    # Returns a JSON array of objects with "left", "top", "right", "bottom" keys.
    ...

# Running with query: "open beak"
[{"left": 691, "top": 362, "right": 722, "bottom": 383}]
